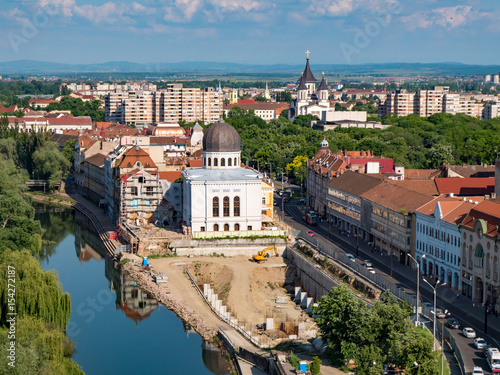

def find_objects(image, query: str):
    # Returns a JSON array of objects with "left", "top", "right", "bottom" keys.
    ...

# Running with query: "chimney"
[
  {"left": 492, "top": 193, "right": 497, "bottom": 199},
  {"left": 449, "top": 193, "right": 454, "bottom": 197}
]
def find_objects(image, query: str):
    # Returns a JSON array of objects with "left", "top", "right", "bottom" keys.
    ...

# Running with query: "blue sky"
[{"left": 0, "top": 0, "right": 499, "bottom": 65}]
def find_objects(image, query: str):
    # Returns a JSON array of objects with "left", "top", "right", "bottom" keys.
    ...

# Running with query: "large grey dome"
[{"left": 202, "top": 120, "right": 240, "bottom": 152}]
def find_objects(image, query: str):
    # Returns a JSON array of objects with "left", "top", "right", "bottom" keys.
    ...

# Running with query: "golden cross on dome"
[{"left": 305, "top": 50, "right": 311, "bottom": 60}]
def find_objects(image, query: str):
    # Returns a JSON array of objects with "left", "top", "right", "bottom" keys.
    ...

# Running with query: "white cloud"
[
  {"left": 307, "top": 0, "right": 400, "bottom": 18},
  {"left": 0, "top": 8, "right": 25, "bottom": 19},
  {"left": 400, "top": 5, "right": 485, "bottom": 31},
  {"left": 73, "top": 2, "right": 134, "bottom": 24}
]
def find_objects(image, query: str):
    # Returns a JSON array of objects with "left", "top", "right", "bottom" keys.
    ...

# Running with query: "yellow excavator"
[{"left": 252, "top": 245, "right": 278, "bottom": 262}]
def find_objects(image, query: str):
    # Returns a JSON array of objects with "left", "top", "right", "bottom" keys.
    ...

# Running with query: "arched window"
[
  {"left": 234, "top": 197, "right": 240, "bottom": 216},
  {"left": 221, "top": 158, "right": 225, "bottom": 167},
  {"left": 214, "top": 158, "right": 218, "bottom": 167},
  {"left": 208, "top": 158, "right": 211, "bottom": 166},
  {"left": 223, "top": 196, "right": 230, "bottom": 217},
  {"left": 213, "top": 197, "right": 219, "bottom": 217},
  {"left": 475, "top": 245, "right": 484, "bottom": 268},
  {"left": 234, "top": 157, "right": 238, "bottom": 166},
  {"left": 203, "top": 157, "right": 206, "bottom": 167},
  {"left": 224, "top": 224, "right": 229, "bottom": 231},
  {"left": 214, "top": 224, "right": 219, "bottom": 231},
  {"left": 228, "top": 158, "right": 232, "bottom": 167},
  {"left": 234, "top": 223, "right": 240, "bottom": 231}
]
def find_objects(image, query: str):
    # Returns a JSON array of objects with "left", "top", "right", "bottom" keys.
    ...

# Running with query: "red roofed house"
[
  {"left": 29, "top": 98, "right": 58, "bottom": 108},
  {"left": 434, "top": 177, "right": 495, "bottom": 197},
  {"left": 306, "top": 138, "right": 400, "bottom": 216},
  {"left": 0, "top": 104, "right": 18, "bottom": 113},
  {"left": 459, "top": 199, "right": 500, "bottom": 313},
  {"left": 7, "top": 115, "right": 92, "bottom": 132}
]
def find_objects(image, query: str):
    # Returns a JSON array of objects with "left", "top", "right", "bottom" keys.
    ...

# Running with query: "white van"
[{"left": 486, "top": 347, "right": 500, "bottom": 373}]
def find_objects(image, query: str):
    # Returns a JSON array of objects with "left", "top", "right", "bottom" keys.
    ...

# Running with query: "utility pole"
[{"left": 441, "top": 320, "right": 444, "bottom": 375}]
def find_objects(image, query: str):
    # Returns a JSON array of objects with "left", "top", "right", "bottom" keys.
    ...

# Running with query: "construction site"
[{"left": 145, "top": 250, "right": 318, "bottom": 348}]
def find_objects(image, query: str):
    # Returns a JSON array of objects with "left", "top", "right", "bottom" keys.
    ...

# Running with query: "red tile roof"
[
  {"left": 392, "top": 180, "right": 439, "bottom": 196},
  {"left": 188, "top": 159, "right": 203, "bottom": 168},
  {"left": 158, "top": 171, "right": 182, "bottom": 182},
  {"left": 0, "top": 105, "right": 18, "bottom": 113},
  {"left": 404, "top": 169, "right": 442, "bottom": 180},
  {"left": 434, "top": 177, "right": 495, "bottom": 196},
  {"left": 461, "top": 200, "right": 500, "bottom": 238},
  {"left": 84, "top": 153, "right": 107, "bottom": 167},
  {"left": 29, "top": 98, "right": 57, "bottom": 104},
  {"left": 347, "top": 158, "right": 395, "bottom": 173},
  {"left": 117, "top": 146, "right": 157, "bottom": 170}
]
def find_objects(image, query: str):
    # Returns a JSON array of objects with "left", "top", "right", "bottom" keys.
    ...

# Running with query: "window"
[
  {"left": 223, "top": 196, "right": 230, "bottom": 217},
  {"left": 131, "top": 199, "right": 138, "bottom": 208},
  {"left": 214, "top": 224, "right": 219, "bottom": 231},
  {"left": 247, "top": 226, "right": 252, "bottom": 230},
  {"left": 228, "top": 158, "right": 232, "bottom": 167},
  {"left": 234, "top": 223, "right": 240, "bottom": 231},
  {"left": 131, "top": 186, "right": 138, "bottom": 196},
  {"left": 214, "top": 158, "right": 218, "bottom": 167},
  {"left": 145, "top": 199, "right": 150, "bottom": 207},
  {"left": 146, "top": 186, "right": 153, "bottom": 195},
  {"left": 200, "top": 226, "right": 205, "bottom": 232},
  {"left": 224, "top": 224, "right": 229, "bottom": 231},
  {"left": 262, "top": 196, "right": 266, "bottom": 205},
  {"left": 234, "top": 197, "right": 240, "bottom": 216},
  {"left": 213, "top": 197, "right": 219, "bottom": 217},
  {"left": 221, "top": 158, "right": 225, "bottom": 167},
  {"left": 234, "top": 157, "right": 238, "bottom": 166},
  {"left": 208, "top": 158, "right": 211, "bottom": 166},
  {"left": 474, "top": 245, "right": 484, "bottom": 268}
]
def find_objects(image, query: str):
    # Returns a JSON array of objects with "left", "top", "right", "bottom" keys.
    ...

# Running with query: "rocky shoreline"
[{"left": 120, "top": 256, "right": 218, "bottom": 343}]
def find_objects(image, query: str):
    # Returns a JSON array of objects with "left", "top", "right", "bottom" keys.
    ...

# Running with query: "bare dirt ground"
[{"left": 149, "top": 254, "right": 308, "bottom": 331}]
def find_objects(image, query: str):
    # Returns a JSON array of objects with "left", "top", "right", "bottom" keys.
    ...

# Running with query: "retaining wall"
[
  {"left": 172, "top": 237, "right": 287, "bottom": 257},
  {"left": 287, "top": 247, "right": 339, "bottom": 301}
]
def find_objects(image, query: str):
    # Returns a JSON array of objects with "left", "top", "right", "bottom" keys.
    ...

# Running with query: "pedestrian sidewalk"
[{"left": 315, "top": 218, "right": 500, "bottom": 345}]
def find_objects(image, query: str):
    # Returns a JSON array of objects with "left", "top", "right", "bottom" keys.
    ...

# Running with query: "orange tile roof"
[
  {"left": 392, "top": 180, "right": 439, "bottom": 196},
  {"left": 404, "top": 169, "right": 441, "bottom": 180},
  {"left": 118, "top": 146, "right": 157, "bottom": 169},
  {"left": 158, "top": 171, "right": 182, "bottom": 182},
  {"left": 416, "top": 195, "right": 480, "bottom": 225}
]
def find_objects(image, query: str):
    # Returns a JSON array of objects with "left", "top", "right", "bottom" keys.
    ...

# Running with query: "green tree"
[
  {"left": 32, "top": 141, "right": 71, "bottom": 188},
  {"left": 356, "top": 344, "right": 385, "bottom": 375},
  {"left": 62, "top": 139, "right": 76, "bottom": 167},
  {"left": 310, "top": 356, "right": 321, "bottom": 375}
]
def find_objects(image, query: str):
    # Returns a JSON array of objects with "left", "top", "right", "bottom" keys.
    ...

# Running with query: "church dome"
[{"left": 202, "top": 120, "right": 240, "bottom": 153}]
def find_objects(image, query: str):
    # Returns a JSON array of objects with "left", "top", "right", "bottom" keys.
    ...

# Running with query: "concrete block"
[
  {"left": 306, "top": 297, "right": 314, "bottom": 313},
  {"left": 298, "top": 322, "right": 305, "bottom": 334},
  {"left": 300, "top": 292, "right": 308, "bottom": 307},
  {"left": 210, "top": 295, "right": 216, "bottom": 306},
  {"left": 266, "top": 318, "right": 274, "bottom": 331},
  {"left": 220, "top": 305, "right": 227, "bottom": 316},
  {"left": 215, "top": 300, "right": 221, "bottom": 310},
  {"left": 203, "top": 284, "right": 210, "bottom": 296},
  {"left": 294, "top": 287, "right": 301, "bottom": 301}
]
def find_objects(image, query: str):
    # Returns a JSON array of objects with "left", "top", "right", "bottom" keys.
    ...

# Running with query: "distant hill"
[{"left": 0, "top": 60, "right": 499, "bottom": 76}]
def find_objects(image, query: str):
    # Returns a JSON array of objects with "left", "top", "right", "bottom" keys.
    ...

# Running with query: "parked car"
[
  {"left": 299, "top": 198, "right": 306, "bottom": 204},
  {"left": 447, "top": 318, "right": 460, "bottom": 329},
  {"left": 474, "top": 338, "right": 488, "bottom": 349},
  {"left": 307, "top": 230, "right": 314, "bottom": 237},
  {"left": 472, "top": 367, "right": 484, "bottom": 375},
  {"left": 463, "top": 327, "right": 476, "bottom": 338},
  {"left": 363, "top": 260, "right": 373, "bottom": 267},
  {"left": 366, "top": 267, "right": 376, "bottom": 274},
  {"left": 482, "top": 345, "right": 490, "bottom": 358}
]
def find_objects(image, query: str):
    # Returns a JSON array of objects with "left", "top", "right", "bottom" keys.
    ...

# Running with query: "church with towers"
[
  {"left": 288, "top": 51, "right": 334, "bottom": 122},
  {"left": 182, "top": 119, "right": 263, "bottom": 233}
]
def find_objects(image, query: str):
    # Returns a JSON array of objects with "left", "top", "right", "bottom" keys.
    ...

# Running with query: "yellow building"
[{"left": 261, "top": 180, "right": 275, "bottom": 218}]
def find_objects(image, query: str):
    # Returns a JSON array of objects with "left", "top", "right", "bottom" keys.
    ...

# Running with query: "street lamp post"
[
  {"left": 423, "top": 278, "right": 445, "bottom": 351},
  {"left": 408, "top": 253, "right": 425, "bottom": 326},
  {"left": 280, "top": 170, "right": 284, "bottom": 221}
]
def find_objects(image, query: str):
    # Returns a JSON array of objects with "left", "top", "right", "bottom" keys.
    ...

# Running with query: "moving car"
[
  {"left": 363, "top": 260, "right": 373, "bottom": 267},
  {"left": 434, "top": 308, "right": 447, "bottom": 319},
  {"left": 307, "top": 230, "right": 314, "bottom": 237},
  {"left": 472, "top": 367, "right": 484, "bottom": 375},
  {"left": 366, "top": 267, "right": 376, "bottom": 274},
  {"left": 447, "top": 318, "right": 460, "bottom": 329},
  {"left": 474, "top": 338, "right": 488, "bottom": 350},
  {"left": 345, "top": 253, "right": 355, "bottom": 262},
  {"left": 463, "top": 327, "right": 476, "bottom": 338}
]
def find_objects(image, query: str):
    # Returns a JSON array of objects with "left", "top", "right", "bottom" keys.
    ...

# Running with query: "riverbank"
[
  {"left": 30, "top": 192, "right": 75, "bottom": 207},
  {"left": 120, "top": 253, "right": 218, "bottom": 343}
]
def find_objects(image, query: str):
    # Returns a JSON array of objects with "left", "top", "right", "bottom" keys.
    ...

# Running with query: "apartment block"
[
  {"left": 379, "top": 86, "right": 483, "bottom": 118},
  {"left": 483, "top": 102, "right": 500, "bottom": 120},
  {"left": 105, "top": 84, "right": 221, "bottom": 126}
]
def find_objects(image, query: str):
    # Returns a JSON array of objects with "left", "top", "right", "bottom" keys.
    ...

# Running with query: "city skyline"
[{"left": 1, "top": 0, "right": 499, "bottom": 66}]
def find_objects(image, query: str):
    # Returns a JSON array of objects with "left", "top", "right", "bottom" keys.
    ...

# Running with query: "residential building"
[
  {"left": 379, "top": 87, "right": 483, "bottom": 118},
  {"left": 29, "top": 98, "right": 58, "bottom": 108},
  {"left": 415, "top": 195, "right": 477, "bottom": 290},
  {"left": 325, "top": 171, "right": 384, "bottom": 241},
  {"left": 483, "top": 102, "right": 500, "bottom": 120},
  {"left": 360, "top": 181, "right": 434, "bottom": 265},
  {"left": 459, "top": 199, "right": 500, "bottom": 314},
  {"left": 223, "top": 102, "right": 289, "bottom": 122},
  {"left": 261, "top": 179, "right": 275, "bottom": 219},
  {"left": 105, "top": 85, "right": 222, "bottom": 127},
  {"left": 7, "top": 115, "right": 92, "bottom": 132},
  {"left": 83, "top": 153, "right": 107, "bottom": 202}
]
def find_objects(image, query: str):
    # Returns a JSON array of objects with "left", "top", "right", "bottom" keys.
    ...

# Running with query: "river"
[{"left": 36, "top": 207, "right": 229, "bottom": 375}]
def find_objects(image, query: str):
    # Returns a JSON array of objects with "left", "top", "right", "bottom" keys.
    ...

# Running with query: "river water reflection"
[{"left": 36, "top": 207, "right": 228, "bottom": 375}]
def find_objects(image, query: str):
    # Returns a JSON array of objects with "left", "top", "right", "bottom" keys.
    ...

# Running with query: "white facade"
[{"left": 415, "top": 201, "right": 463, "bottom": 289}]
